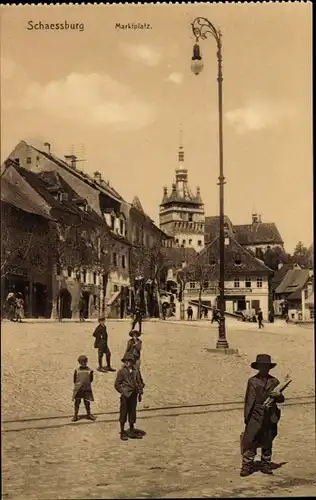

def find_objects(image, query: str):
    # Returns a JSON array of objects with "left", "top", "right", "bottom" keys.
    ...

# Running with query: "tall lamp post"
[{"left": 190, "top": 17, "right": 229, "bottom": 349}]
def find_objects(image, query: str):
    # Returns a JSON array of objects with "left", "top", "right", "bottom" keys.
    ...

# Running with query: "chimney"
[
  {"left": 44, "top": 142, "right": 51, "bottom": 154},
  {"left": 163, "top": 186, "right": 168, "bottom": 196},
  {"left": 252, "top": 213, "right": 258, "bottom": 224},
  {"left": 93, "top": 171, "right": 102, "bottom": 184},
  {"left": 172, "top": 183, "right": 176, "bottom": 192},
  {"left": 64, "top": 155, "right": 77, "bottom": 169}
]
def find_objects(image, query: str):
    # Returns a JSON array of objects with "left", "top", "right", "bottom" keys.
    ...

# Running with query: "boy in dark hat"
[
  {"left": 240, "top": 354, "right": 285, "bottom": 477},
  {"left": 124, "top": 330, "right": 142, "bottom": 369},
  {"left": 114, "top": 352, "right": 145, "bottom": 441},
  {"left": 72, "top": 355, "right": 96, "bottom": 422},
  {"left": 92, "top": 316, "right": 115, "bottom": 373}
]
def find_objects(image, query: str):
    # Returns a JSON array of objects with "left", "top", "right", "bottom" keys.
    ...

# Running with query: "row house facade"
[
  {"left": 1, "top": 169, "right": 53, "bottom": 319},
  {"left": 7, "top": 140, "right": 171, "bottom": 318},
  {"left": 1, "top": 159, "right": 112, "bottom": 319}
]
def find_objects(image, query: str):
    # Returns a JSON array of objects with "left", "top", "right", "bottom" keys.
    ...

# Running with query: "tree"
[
  {"left": 179, "top": 256, "right": 217, "bottom": 318},
  {"left": 130, "top": 242, "right": 167, "bottom": 317},
  {"left": 292, "top": 241, "right": 313, "bottom": 269},
  {"left": 1, "top": 204, "right": 50, "bottom": 280},
  {"left": 50, "top": 217, "right": 112, "bottom": 319},
  {"left": 263, "top": 246, "right": 292, "bottom": 271}
]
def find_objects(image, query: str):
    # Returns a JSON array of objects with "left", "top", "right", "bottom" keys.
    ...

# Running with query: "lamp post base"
[{"left": 216, "top": 339, "right": 230, "bottom": 349}]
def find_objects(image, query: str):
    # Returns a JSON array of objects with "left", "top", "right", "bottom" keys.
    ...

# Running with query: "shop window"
[
  {"left": 257, "top": 277, "right": 263, "bottom": 288},
  {"left": 234, "top": 278, "right": 240, "bottom": 288}
]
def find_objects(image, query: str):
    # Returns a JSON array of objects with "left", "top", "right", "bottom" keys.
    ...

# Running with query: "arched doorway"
[
  {"left": 58, "top": 288, "right": 72, "bottom": 319},
  {"left": 81, "top": 291, "right": 90, "bottom": 319}
]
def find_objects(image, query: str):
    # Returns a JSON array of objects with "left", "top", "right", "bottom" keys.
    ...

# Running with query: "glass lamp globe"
[
  {"left": 191, "top": 43, "right": 204, "bottom": 75},
  {"left": 191, "top": 58, "right": 204, "bottom": 75}
]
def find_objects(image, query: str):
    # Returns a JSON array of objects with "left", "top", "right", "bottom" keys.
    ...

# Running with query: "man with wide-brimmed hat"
[
  {"left": 240, "top": 354, "right": 285, "bottom": 477},
  {"left": 114, "top": 351, "right": 145, "bottom": 441}
]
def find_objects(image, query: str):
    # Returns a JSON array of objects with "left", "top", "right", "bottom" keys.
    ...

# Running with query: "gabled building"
[
  {"left": 159, "top": 140, "right": 205, "bottom": 252},
  {"left": 180, "top": 233, "right": 273, "bottom": 318},
  {"left": 1, "top": 170, "right": 53, "bottom": 318},
  {"left": 274, "top": 267, "right": 312, "bottom": 320},
  {"left": 205, "top": 213, "right": 284, "bottom": 260},
  {"left": 1, "top": 159, "right": 114, "bottom": 319}
]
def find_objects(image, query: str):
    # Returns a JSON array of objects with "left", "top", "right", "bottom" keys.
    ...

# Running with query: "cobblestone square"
[{"left": 2, "top": 319, "right": 315, "bottom": 499}]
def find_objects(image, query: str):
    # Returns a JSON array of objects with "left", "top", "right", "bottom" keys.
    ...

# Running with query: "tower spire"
[{"left": 178, "top": 123, "right": 184, "bottom": 163}]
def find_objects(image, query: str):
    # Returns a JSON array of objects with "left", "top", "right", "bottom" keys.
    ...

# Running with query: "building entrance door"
[{"left": 237, "top": 298, "right": 246, "bottom": 311}]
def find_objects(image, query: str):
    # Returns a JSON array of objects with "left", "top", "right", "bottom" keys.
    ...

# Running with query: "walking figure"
[
  {"left": 92, "top": 316, "right": 116, "bottom": 373},
  {"left": 15, "top": 293, "right": 24, "bottom": 322},
  {"left": 79, "top": 295, "right": 85, "bottom": 322},
  {"left": 257, "top": 308, "right": 264, "bottom": 329},
  {"left": 211, "top": 307, "right": 220, "bottom": 324},
  {"left": 186, "top": 305, "right": 193, "bottom": 320},
  {"left": 240, "top": 354, "right": 285, "bottom": 477},
  {"left": 6, "top": 292, "right": 16, "bottom": 321},
  {"left": 131, "top": 306, "right": 143, "bottom": 333},
  {"left": 72, "top": 355, "right": 96, "bottom": 422},
  {"left": 114, "top": 352, "right": 145, "bottom": 441}
]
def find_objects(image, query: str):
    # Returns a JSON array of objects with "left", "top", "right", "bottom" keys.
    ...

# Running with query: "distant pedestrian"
[
  {"left": 6, "top": 292, "right": 16, "bottom": 321},
  {"left": 114, "top": 352, "right": 145, "bottom": 441},
  {"left": 162, "top": 302, "right": 168, "bottom": 320},
  {"left": 240, "top": 354, "right": 285, "bottom": 477},
  {"left": 72, "top": 355, "right": 96, "bottom": 422},
  {"left": 211, "top": 307, "right": 220, "bottom": 324},
  {"left": 92, "top": 316, "right": 116, "bottom": 373},
  {"left": 257, "top": 308, "right": 264, "bottom": 329},
  {"left": 15, "top": 293, "right": 24, "bottom": 322},
  {"left": 78, "top": 295, "right": 85, "bottom": 322},
  {"left": 186, "top": 305, "right": 193, "bottom": 320},
  {"left": 204, "top": 308, "right": 209, "bottom": 319},
  {"left": 131, "top": 306, "right": 143, "bottom": 333}
]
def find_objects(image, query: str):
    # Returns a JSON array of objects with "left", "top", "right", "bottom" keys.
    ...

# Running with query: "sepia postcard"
[{"left": 1, "top": 2, "right": 314, "bottom": 499}]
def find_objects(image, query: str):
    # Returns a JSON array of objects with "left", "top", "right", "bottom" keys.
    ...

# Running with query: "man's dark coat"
[{"left": 241, "top": 374, "right": 285, "bottom": 452}]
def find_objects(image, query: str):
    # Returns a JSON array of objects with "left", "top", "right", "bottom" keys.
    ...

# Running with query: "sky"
[{"left": 0, "top": 3, "right": 313, "bottom": 253}]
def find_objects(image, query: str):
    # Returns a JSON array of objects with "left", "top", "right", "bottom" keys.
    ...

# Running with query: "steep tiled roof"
[
  {"left": 34, "top": 146, "right": 124, "bottom": 202},
  {"left": 234, "top": 222, "right": 283, "bottom": 245},
  {"left": 132, "top": 196, "right": 145, "bottom": 214},
  {"left": 1, "top": 175, "right": 52, "bottom": 220},
  {"left": 275, "top": 269, "right": 310, "bottom": 295},
  {"left": 205, "top": 215, "right": 235, "bottom": 244},
  {"left": 186, "top": 235, "right": 273, "bottom": 280},
  {"left": 270, "top": 264, "right": 296, "bottom": 292}
]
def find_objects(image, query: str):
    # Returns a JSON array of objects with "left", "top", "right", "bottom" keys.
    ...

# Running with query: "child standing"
[
  {"left": 92, "top": 316, "right": 116, "bottom": 373},
  {"left": 240, "top": 354, "right": 285, "bottom": 477},
  {"left": 72, "top": 355, "right": 96, "bottom": 422},
  {"left": 114, "top": 352, "right": 145, "bottom": 441},
  {"left": 124, "top": 330, "right": 142, "bottom": 370}
]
